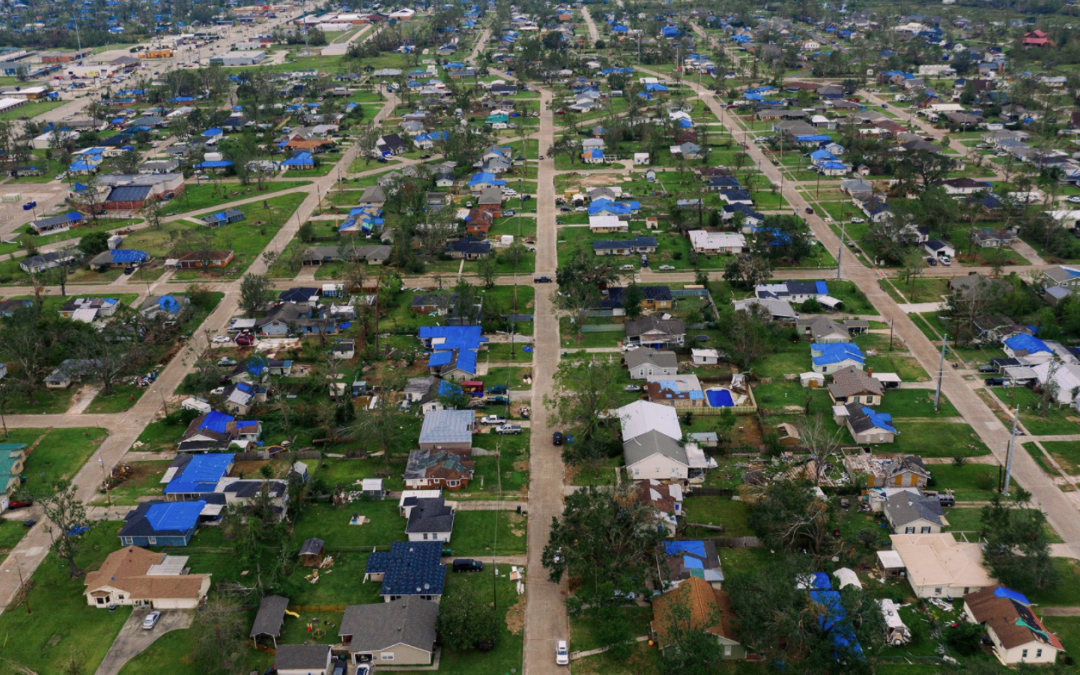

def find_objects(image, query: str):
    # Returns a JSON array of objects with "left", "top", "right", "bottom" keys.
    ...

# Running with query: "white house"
[
  {"left": 890, "top": 533, "right": 996, "bottom": 598},
  {"left": 964, "top": 586, "right": 1062, "bottom": 666},
  {"left": 589, "top": 214, "right": 628, "bottom": 233},
  {"left": 623, "top": 430, "right": 691, "bottom": 480},
  {"left": 634, "top": 152, "right": 650, "bottom": 165},
  {"left": 618, "top": 400, "right": 682, "bottom": 442},
  {"left": 688, "top": 230, "right": 746, "bottom": 254}
]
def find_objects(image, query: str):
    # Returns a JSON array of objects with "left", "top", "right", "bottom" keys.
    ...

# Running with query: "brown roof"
[
  {"left": 965, "top": 586, "right": 1063, "bottom": 651},
  {"left": 651, "top": 577, "right": 737, "bottom": 648},
  {"left": 178, "top": 250, "right": 233, "bottom": 262},
  {"left": 287, "top": 139, "right": 334, "bottom": 150},
  {"left": 827, "top": 366, "right": 883, "bottom": 399},
  {"left": 84, "top": 546, "right": 211, "bottom": 601}
]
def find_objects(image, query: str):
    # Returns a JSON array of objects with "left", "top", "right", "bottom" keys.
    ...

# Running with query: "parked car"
[
  {"left": 926, "top": 256, "right": 938, "bottom": 266},
  {"left": 495, "top": 424, "right": 522, "bottom": 435},
  {"left": 489, "top": 385, "right": 508, "bottom": 395},
  {"left": 620, "top": 264, "right": 635, "bottom": 271},
  {"left": 624, "top": 385, "right": 642, "bottom": 392},
  {"left": 538, "top": 154, "right": 545, "bottom": 160},
  {"left": 805, "top": 207, "right": 814, "bottom": 214},
  {"left": 1067, "top": 195, "right": 1080, "bottom": 204},
  {"left": 622, "top": 343, "right": 640, "bottom": 352},
  {"left": 235, "top": 333, "right": 254, "bottom": 346},
  {"left": 552, "top": 431, "right": 564, "bottom": 446},
  {"left": 480, "top": 415, "right": 506, "bottom": 425},
  {"left": 939, "top": 256, "right": 952, "bottom": 267},
  {"left": 453, "top": 558, "right": 484, "bottom": 572},
  {"left": 332, "top": 660, "right": 347, "bottom": 675},
  {"left": 504, "top": 210, "right": 517, "bottom": 217},
  {"left": 142, "top": 611, "right": 162, "bottom": 630},
  {"left": 212, "top": 335, "right": 232, "bottom": 343},
  {"left": 658, "top": 265, "right": 676, "bottom": 270},
  {"left": 850, "top": 217, "right": 865, "bottom": 224},
  {"left": 985, "top": 377, "right": 1005, "bottom": 386},
  {"left": 556, "top": 641, "right": 570, "bottom": 666},
  {"left": 534, "top": 276, "right": 553, "bottom": 283},
  {"left": 8, "top": 499, "right": 32, "bottom": 510},
  {"left": 977, "top": 365, "right": 996, "bottom": 373}
]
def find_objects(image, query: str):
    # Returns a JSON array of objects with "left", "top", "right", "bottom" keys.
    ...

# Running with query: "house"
[
  {"left": 60, "top": 297, "right": 120, "bottom": 320},
  {"left": 891, "top": 533, "right": 996, "bottom": 598},
  {"left": 174, "top": 250, "right": 234, "bottom": 269},
  {"left": 299, "top": 538, "right": 325, "bottom": 567},
  {"left": 636, "top": 480, "right": 684, "bottom": 536},
  {"left": 28, "top": 212, "right": 84, "bottom": 235},
  {"left": 971, "top": 229, "right": 1016, "bottom": 249},
  {"left": 359, "top": 186, "right": 387, "bottom": 207},
  {"left": 420, "top": 325, "right": 486, "bottom": 380},
  {"left": 884, "top": 491, "right": 947, "bottom": 534},
  {"left": 646, "top": 374, "right": 706, "bottom": 408},
  {"left": 589, "top": 215, "right": 628, "bottom": 233},
  {"left": 846, "top": 454, "right": 931, "bottom": 488},
  {"left": 692, "top": 349, "right": 721, "bottom": 365},
  {"left": 418, "top": 410, "right": 474, "bottom": 451},
  {"left": 810, "top": 343, "right": 865, "bottom": 374},
  {"left": 163, "top": 453, "right": 235, "bottom": 497},
  {"left": 624, "top": 430, "right": 691, "bottom": 480},
  {"left": 405, "top": 496, "right": 454, "bottom": 542},
  {"left": 404, "top": 449, "right": 474, "bottom": 490},
  {"left": 618, "top": 400, "right": 683, "bottom": 443},
  {"left": 339, "top": 597, "right": 439, "bottom": 666},
  {"left": 375, "top": 133, "right": 408, "bottom": 156},
  {"left": 756, "top": 281, "right": 833, "bottom": 305},
  {"left": 602, "top": 286, "right": 673, "bottom": 312},
  {"left": 625, "top": 350, "right": 679, "bottom": 380},
  {"left": 797, "top": 316, "right": 851, "bottom": 343},
  {"left": 625, "top": 316, "right": 686, "bottom": 347},
  {"left": 688, "top": 230, "right": 746, "bottom": 254},
  {"left": 445, "top": 237, "right": 492, "bottom": 260},
  {"left": 827, "top": 366, "right": 883, "bottom": 406},
  {"left": 88, "top": 249, "right": 151, "bottom": 269},
  {"left": 1022, "top": 29, "right": 1053, "bottom": 48},
  {"left": 83, "top": 546, "right": 211, "bottom": 609},
  {"left": 663, "top": 540, "right": 723, "bottom": 586},
  {"left": 119, "top": 500, "right": 206, "bottom": 547},
  {"left": 275, "top": 645, "right": 332, "bottom": 675},
  {"left": 924, "top": 239, "right": 956, "bottom": 259},
  {"left": 964, "top": 587, "right": 1063, "bottom": 665},
  {"left": 20, "top": 250, "right": 80, "bottom": 274},
  {"left": 939, "top": 177, "right": 991, "bottom": 196},
  {"left": 842, "top": 403, "right": 898, "bottom": 444},
  {"left": 139, "top": 294, "right": 189, "bottom": 320},
  {"left": 733, "top": 298, "right": 799, "bottom": 323},
  {"left": 250, "top": 595, "right": 290, "bottom": 647},
  {"left": 593, "top": 237, "right": 658, "bottom": 256},
  {"left": 651, "top": 578, "right": 746, "bottom": 659},
  {"left": 45, "top": 359, "right": 97, "bottom": 389},
  {"left": 200, "top": 208, "right": 245, "bottom": 227},
  {"left": 364, "top": 541, "right": 446, "bottom": 601}
]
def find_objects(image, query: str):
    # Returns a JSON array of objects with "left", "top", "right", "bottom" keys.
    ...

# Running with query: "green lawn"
[
  {"left": 118, "top": 626, "right": 272, "bottom": 675},
  {"left": 1039, "top": 441, "right": 1080, "bottom": 475},
  {"left": 1026, "top": 558, "right": 1080, "bottom": 607},
  {"left": 889, "top": 421, "right": 990, "bottom": 458},
  {"left": 682, "top": 497, "right": 752, "bottom": 537},
  {"left": 482, "top": 366, "right": 532, "bottom": 390},
  {"left": 1041, "top": 617, "right": 1080, "bottom": 661},
  {"left": 85, "top": 382, "right": 145, "bottom": 414},
  {"left": 133, "top": 418, "right": 188, "bottom": 453},
  {"left": 991, "top": 387, "right": 1080, "bottom": 436},
  {"left": 0, "top": 100, "right": 65, "bottom": 121},
  {"left": 158, "top": 180, "right": 311, "bottom": 216},
  {"left": 927, "top": 463, "right": 1002, "bottom": 501},
  {"left": 877, "top": 389, "right": 958, "bottom": 418},
  {"left": 291, "top": 500, "right": 406, "bottom": 551},
  {"left": 452, "top": 510, "right": 527, "bottom": 556},
  {"left": 2, "top": 427, "right": 108, "bottom": 498},
  {"left": 570, "top": 605, "right": 654, "bottom": 652},
  {"left": 0, "top": 522, "right": 131, "bottom": 675},
  {"left": 945, "top": 507, "right": 1062, "bottom": 543},
  {"left": 94, "top": 460, "right": 170, "bottom": 506}
]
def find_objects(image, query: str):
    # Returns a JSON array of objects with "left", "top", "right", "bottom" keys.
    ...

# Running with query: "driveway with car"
[{"left": 95, "top": 608, "right": 193, "bottom": 675}]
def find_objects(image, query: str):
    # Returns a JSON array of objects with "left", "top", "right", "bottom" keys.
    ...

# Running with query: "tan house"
[
  {"left": 891, "top": 533, "right": 996, "bottom": 598},
  {"left": 651, "top": 577, "right": 747, "bottom": 659},
  {"left": 844, "top": 454, "right": 930, "bottom": 488},
  {"left": 964, "top": 586, "right": 1063, "bottom": 666},
  {"left": 339, "top": 597, "right": 439, "bottom": 665},
  {"left": 827, "top": 366, "right": 884, "bottom": 406},
  {"left": 83, "top": 546, "right": 210, "bottom": 609}
]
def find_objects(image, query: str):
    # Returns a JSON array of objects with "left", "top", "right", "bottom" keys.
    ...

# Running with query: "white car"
[
  {"left": 850, "top": 217, "right": 865, "bottom": 224},
  {"left": 212, "top": 335, "right": 232, "bottom": 343},
  {"left": 658, "top": 265, "right": 676, "bottom": 271},
  {"left": 142, "top": 611, "right": 161, "bottom": 630},
  {"left": 622, "top": 343, "right": 640, "bottom": 352},
  {"left": 556, "top": 640, "right": 569, "bottom": 666},
  {"left": 1067, "top": 196, "right": 1080, "bottom": 204}
]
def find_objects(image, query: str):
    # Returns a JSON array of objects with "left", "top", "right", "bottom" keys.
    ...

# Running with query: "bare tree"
[
  {"left": 39, "top": 485, "right": 88, "bottom": 579},
  {"left": 796, "top": 413, "right": 846, "bottom": 486},
  {"left": 190, "top": 596, "right": 248, "bottom": 674}
]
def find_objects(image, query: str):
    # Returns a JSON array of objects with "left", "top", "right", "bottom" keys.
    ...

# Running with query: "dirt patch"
[
  {"left": 233, "top": 460, "right": 271, "bottom": 477},
  {"left": 579, "top": 173, "right": 620, "bottom": 188},
  {"left": 506, "top": 512, "right": 526, "bottom": 537},
  {"left": 513, "top": 460, "right": 529, "bottom": 473},
  {"left": 504, "top": 593, "right": 525, "bottom": 634}
]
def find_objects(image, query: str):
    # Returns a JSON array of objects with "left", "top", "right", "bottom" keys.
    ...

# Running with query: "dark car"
[
  {"left": 805, "top": 207, "right": 814, "bottom": 214},
  {"left": 332, "top": 659, "right": 347, "bottom": 675},
  {"left": 926, "top": 256, "right": 938, "bottom": 266},
  {"left": 534, "top": 276, "right": 553, "bottom": 283},
  {"left": 985, "top": 377, "right": 1005, "bottom": 386},
  {"left": 453, "top": 558, "right": 484, "bottom": 573},
  {"left": 553, "top": 431, "right": 564, "bottom": 446},
  {"left": 977, "top": 365, "right": 997, "bottom": 373}
]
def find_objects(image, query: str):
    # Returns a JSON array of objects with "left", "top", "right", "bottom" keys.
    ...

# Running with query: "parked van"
[{"left": 453, "top": 559, "right": 484, "bottom": 573}]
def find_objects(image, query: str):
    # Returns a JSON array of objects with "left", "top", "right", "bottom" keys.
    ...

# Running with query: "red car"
[
  {"left": 235, "top": 333, "right": 254, "bottom": 346},
  {"left": 7, "top": 499, "right": 33, "bottom": 510}
]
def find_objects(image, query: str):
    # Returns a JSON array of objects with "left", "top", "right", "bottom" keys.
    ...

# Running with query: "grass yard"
[
  {"left": 945, "top": 507, "right": 1062, "bottom": 543},
  {"left": 133, "top": 417, "right": 188, "bottom": 453},
  {"left": 1026, "top": 558, "right": 1080, "bottom": 607},
  {"left": 482, "top": 366, "right": 533, "bottom": 390},
  {"left": 570, "top": 606, "right": 655, "bottom": 652},
  {"left": 0, "top": 519, "right": 28, "bottom": 562},
  {"left": 890, "top": 421, "right": 990, "bottom": 458},
  {"left": 993, "top": 387, "right": 1080, "bottom": 436},
  {"left": 0, "top": 522, "right": 131, "bottom": 675},
  {"left": 158, "top": 180, "right": 311, "bottom": 216},
  {"left": 877, "top": 389, "right": 958, "bottom": 418},
  {"left": 682, "top": 497, "right": 753, "bottom": 537},
  {"left": 117, "top": 615, "right": 273, "bottom": 675},
  {"left": 2, "top": 427, "right": 108, "bottom": 497},
  {"left": 84, "top": 382, "right": 145, "bottom": 414},
  {"left": 95, "top": 460, "right": 171, "bottom": 505},
  {"left": 927, "top": 463, "right": 1002, "bottom": 501},
  {"left": 0, "top": 99, "right": 65, "bottom": 121},
  {"left": 291, "top": 500, "right": 407, "bottom": 551},
  {"left": 452, "top": 510, "right": 527, "bottom": 556},
  {"left": 1039, "top": 441, "right": 1080, "bottom": 475}
]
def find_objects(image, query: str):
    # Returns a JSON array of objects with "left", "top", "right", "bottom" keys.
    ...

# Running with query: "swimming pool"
[{"left": 705, "top": 388, "right": 734, "bottom": 408}]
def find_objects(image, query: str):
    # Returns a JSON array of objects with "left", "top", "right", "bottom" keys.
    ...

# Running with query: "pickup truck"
[
  {"left": 494, "top": 424, "right": 522, "bottom": 435},
  {"left": 480, "top": 415, "right": 507, "bottom": 425}
]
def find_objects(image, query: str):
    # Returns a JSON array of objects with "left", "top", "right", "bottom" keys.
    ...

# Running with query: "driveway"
[{"left": 95, "top": 608, "right": 194, "bottom": 675}]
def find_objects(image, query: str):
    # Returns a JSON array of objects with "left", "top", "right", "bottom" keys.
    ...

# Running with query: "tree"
[
  {"left": 721, "top": 303, "right": 777, "bottom": 370},
  {"left": 544, "top": 359, "right": 624, "bottom": 471},
  {"left": 350, "top": 375, "right": 411, "bottom": 463},
  {"left": 239, "top": 273, "right": 274, "bottom": 317},
  {"left": 477, "top": 254, "right": 497, "bottom": 289},
  {"left": 436, "top": 587, "right": 500, "bottom": 652},
  {"left": 542, "top": 485, "right": 666, "bottom": 594},
  {"left": 621, "top": 283, "right": 644, "bottom": 319},
  {"left": 76, "top": 323, "right": 138, "bottom": 396},
  {"left": 723, "top": 253, "right": 772, "bottom": 290},
  {"left": 78, "top": 231, "right": 110, "bottom": 258},
  {"left": 190, "top": 596, "right": 248, "bottom": 674},
  {"left": 0, "top": 307, "right": 51, "bottom": 403},
  {"left": 746, "top": 479, "right": 834, "bottom": 555},
  {"left": 980, "top": 490, "right": 1059, "bottom": 593},
  {"left": 657, "top": 588, "right": 725, "bottom": 675},
  {"left": 39, "top": 484, "right": 88, "bottom": 579},
  {"left": 140, "top": 198, "right": 164, "bottom": 231},
  {"left": 796, "top": 414, "right": 846, "bottom": 486}
]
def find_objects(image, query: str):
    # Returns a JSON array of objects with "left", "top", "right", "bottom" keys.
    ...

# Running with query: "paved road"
[
  {"left": 580, "top": 6, "right": 600, "bottom": 43},
  {"left": 321, "top": 24, "right": 374, "bottom": 56},
  {"left": 522, "top": 86, "right": 570, "bottom": 675},
  {"left": 95, "top": 608, "right": 194, "bottom": 675},
  {"left": 645, "top": 63, "right": 1080, "bottom": 553}
]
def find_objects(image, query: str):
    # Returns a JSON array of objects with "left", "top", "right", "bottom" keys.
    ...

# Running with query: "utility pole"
[
  {"left": 934, "top": 334, "right": 947, "bottom": 413},
  {"left": 1003, "top": 404, "right": 1020, "bottom": 496},
  {"left": 836, "top": 219, "right": 846, "bottom": 280},
  {"left": 492, "top": 442, "right": 500, "bottom": 610},
  {"left": 99, "top": 457, "right": 111, "bottom": 506}
]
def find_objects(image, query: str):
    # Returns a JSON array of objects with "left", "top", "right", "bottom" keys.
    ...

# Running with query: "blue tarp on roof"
[
  {"left": 438, "top": 380, "right": 463, "bottom": 397},
  {"left": 810, "top": 343, "right": 865, "bottom": 367},
  {"left": 816, "top": 281, "right": 829, "bottom": 295},
  {"left": 102, "top": 249, "right": 150, "bottom": 264},
  {"left": 282, "top": 152, "right": 314, "bottom": 167},
  {"left": 811, "top": 572, "right": 832, "bottom": 589},
  {"left": 202, "top": 127, "right": 223, "bottom": 137},
  {"left": 796, "top": 135, "right": 832, "bottom": 143},
  {"left": 164, "top": 454, "right": 233, "bottom": 495},
  {"left": 994, "top": 587, "right": 1031, "bottom": 605},
  {"left": 861, "top": 406, "right": 897, "bottom": 434},
  {"left": 467, "top": 171, "right": 506, "bottom": 187},
  {"left": 195, "top": 160, "right": 233, "bottom": 169},
  {"left": 144, "top": 500, "right": 206, "bottom": 530},
  {"left": 154, "top": 295, "right": 182, "bottom": 314},
  {"left": 200, "top": 411, "right": 235, "bottom": 434},
  {"left": 1004, "top": 334, "right": 1050, "bottom": 355},
  {"left": 809, "top": 589, "right": 864, "bottom": 657}
]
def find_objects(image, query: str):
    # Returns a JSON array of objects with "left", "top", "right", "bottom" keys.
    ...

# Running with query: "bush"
[{"left": 944, "top": 620, "right": 984, "bottom": 656}]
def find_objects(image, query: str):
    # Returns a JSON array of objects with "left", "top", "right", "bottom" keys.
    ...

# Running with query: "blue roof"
[
  {"left": 144, "top": 500, "right": 205, "bottom": 530},
  {"left": 164, "top": 453, "right": 234, "bottom": 495},
  {"left": 587, "top": 148, "right": 604, "bottom": 158},
  {"left": 819, "top": 161, "right": 849, "bottom": 171},
  {"left": 282, "top": 152, "right": 313, "bottom": 166},
  {"left": 202, "top": 127, "right": 223, "bottom": 137},
  {"left": 421, "top": 326, "right": 486, "bottom": 375},
  {"left": 428, "top": 351, "right": 454, "bottom": 367},
  {"left": 438, "top": 380, "right": 463, "bottom": 397},
  {"left": 365, "top": 541, "right": 446, "bottom": 596},
  {"left": 810, "top": 343, "right": 865, "bottom": 367},
  {"left": 155, "top": 295, "right": 182, "bottom": 313},
  {"left": 1004, "top": 334, "right": 1050, "bottom": 355},
  {"left": 467, "top": 171, "right": 506, "bottom": 187},
  {"left": 994, "top": 587, "right": 1031, "bottom": 605},
  {"left": 860, "top": 406, "right": 897, "bottom": 434},
  {"left": 815, "top": 281, "right": 829, "bottom": 295},
  {"left": 200, "top": 411, "right": 235, "bottom": 434},
  {"left": 796, "top": 135, "right": 832, "bottom": 142},
  {"left": 810, "top": 149, "right": 836, "bottom": 161},
  {"left": 103, "top": 249, "right": 150, "bottom": 264},
  {"left": 195, "top": 160, "right": 233, "bottom": 169},
  {"left": 809, "top": 589, "right": 864, "bottom": 657}
]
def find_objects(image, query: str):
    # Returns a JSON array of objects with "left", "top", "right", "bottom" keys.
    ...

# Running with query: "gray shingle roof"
[
  {"left": 827, "top": 366, "right": 883, "bottom": 399},
  {"left": 250, "top": 595, "right": 289, "bottom": 638},
  {"left": 418, "top": 410, "right": 474, "bottom": 445},
  {"left": 339, "top": 597, "right": 438, "bottom": 652},
  {"left": 623, "top": 429, "right": 688, "bottom": 467},
  {"left": 274, "top": 644, "right": 330, "bottom": 671},
  {"left": 624, "top": 350, "right": 678, "bottom": 371},
  {"left": 405, "top": 497, "right": 455, "bottom": 534},
  {"left": 885, "top": 491, "right": 944, "bottom": 528}
]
